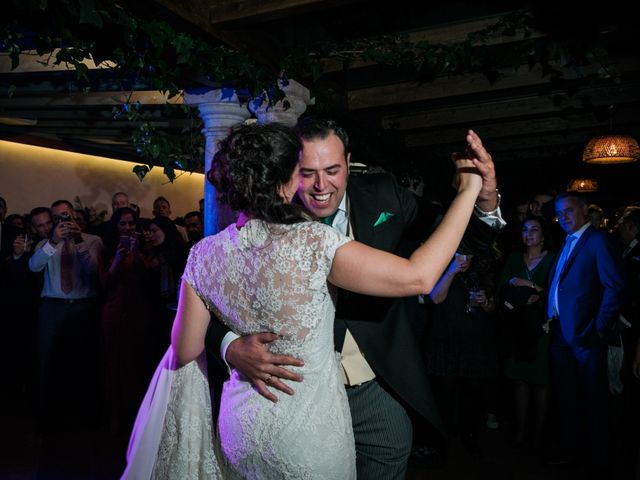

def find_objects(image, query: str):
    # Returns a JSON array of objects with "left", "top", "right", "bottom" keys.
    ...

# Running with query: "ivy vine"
[{"left": 1, "top": 2, "right": 619, "bottom": 181}]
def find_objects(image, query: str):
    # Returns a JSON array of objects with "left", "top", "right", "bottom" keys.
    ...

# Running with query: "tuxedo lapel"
[{"left": 346, "top": 181, "right": 376, "bottom": 243}]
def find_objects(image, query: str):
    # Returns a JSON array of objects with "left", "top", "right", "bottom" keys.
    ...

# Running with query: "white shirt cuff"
[
  {"left": 221, "top": 330, "right": 241, "bottom": 374},
  {"left": 474, "top": 206, "right": 506, "bottom": 229},
  {"left": 43, "top": 241, "right": 58, "bottom": 255}
]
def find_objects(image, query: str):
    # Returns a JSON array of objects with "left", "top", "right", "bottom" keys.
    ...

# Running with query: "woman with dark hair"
[
  {"left": 100, "top": 207, "right": 158, "bottom": 435},
  {"left": 146, "top": 216, "right": 188, "bottom": 303},
  {"left": 124, "top": 123, "right": 489, "bottom": 479},
  {"left": 144, "top": 215, "right": 188, "bottom": 362},
  {"left": 498, "top": 215, "right": 555, "bottom": 449},
  {"left": 425, "top": 248, "right": 501, "bottom": 452}
]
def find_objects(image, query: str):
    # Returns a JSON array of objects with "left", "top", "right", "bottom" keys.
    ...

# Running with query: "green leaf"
[
  {"left": 78, "top": 0, "right": 104, "bottom": 28},
  {"left": 163, "top": 164, "right": 176, "bottom": 182},
  {"left": 133, "top": 164, "right": 150, "bottom": 182},
  {"left": 74, "top": 62, "right": 89, "bottom": 80},
  {"left": 150, "top": 143, "right": 161, "bottom": 158}
]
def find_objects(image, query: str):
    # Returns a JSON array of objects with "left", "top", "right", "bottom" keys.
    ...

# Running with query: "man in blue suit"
[{"left": 547, "top": 192, "right": 624, "bottom": 469}]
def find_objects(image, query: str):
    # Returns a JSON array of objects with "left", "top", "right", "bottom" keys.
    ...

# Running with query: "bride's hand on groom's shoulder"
[{"left": 226, "top": 332, "right": 305, "bottom": 403}]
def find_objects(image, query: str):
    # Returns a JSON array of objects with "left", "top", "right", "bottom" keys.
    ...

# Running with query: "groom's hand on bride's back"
[{"left": 226, "top": 332, "right": 305, "bottom": 403}]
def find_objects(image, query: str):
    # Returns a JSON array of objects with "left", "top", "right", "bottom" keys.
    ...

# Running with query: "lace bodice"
[
  {"left": 181, "top": 219, "right": 356, "bottom": 479},
  {"left": 184, "top": 220, "right": 350, "bottom": 359}
]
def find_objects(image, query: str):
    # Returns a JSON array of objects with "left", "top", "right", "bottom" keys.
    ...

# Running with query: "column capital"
[
  {"left": 184, "top": 88, "right": 250, "bottom": 235},
  {"left": 184, "top": 88, "right": 251, "bottom": 134},
  {"left": 249, "top": 79, "right": 314, "bottom": 126}
]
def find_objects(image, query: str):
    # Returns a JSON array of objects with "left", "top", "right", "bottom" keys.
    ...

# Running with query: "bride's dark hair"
[{"left": 207, "top": 122, "right": 309, "bottom": 224}]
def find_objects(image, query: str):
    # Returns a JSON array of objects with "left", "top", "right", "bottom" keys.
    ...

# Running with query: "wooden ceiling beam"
[
  {"left": 153, "top": 0, "right": 287, "bottom": 68},
  {"left": 347, "top": 59, "right": 640, "bottom": 110},
  {"left": 0, "top": 90, "right": 184, "bottom": 108},
  {"left": 0, "top": 49, "right": 115, "bottom": 74},
  {"left": 0, "top": 126, "right": 128, "bottom": 137},
  {"left": 0, "top": 119, "right": 191, "bottom": 129},
  {"left": 402, "top": 108, "right": 640, "bottom": 148},
  {"left": 408, "top": 127, "right": 640, "bottom": 161},
  {"left": 320, "top": 13, "right": 544, "bottom": 74},
  {"left": 380, "top": 82, "right": 640, "bottom": 131},
  {"left": 206, "top": 0, "right": 345, "bottom": 25}
]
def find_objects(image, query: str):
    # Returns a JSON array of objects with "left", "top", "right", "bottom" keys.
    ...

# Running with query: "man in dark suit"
[
  {"left": 209, "top": 118, "right": 503, "bottom": 478},
  {"left": 614, "top": 206, "right": 640, "bottom": 474},
  {"left": 547, "top": 192, "right": 624, "bottom": 469}
]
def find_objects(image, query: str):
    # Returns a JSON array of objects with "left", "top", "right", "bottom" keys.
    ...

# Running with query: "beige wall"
[{"left": 0, "top": 140, "right": 204, "bottom": 219}]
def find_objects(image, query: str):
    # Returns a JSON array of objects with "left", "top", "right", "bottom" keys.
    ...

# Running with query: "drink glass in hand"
[
  {"left": 24, "top": 233, "right": 33, "bottom": 252},
  {"left": 119, "top": 235, "right": 132, "bottom": 253}
]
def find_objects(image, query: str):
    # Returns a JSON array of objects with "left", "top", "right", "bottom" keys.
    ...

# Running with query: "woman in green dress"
[{"left": 498, "top": 216, "right": 555, "bottom": 448}]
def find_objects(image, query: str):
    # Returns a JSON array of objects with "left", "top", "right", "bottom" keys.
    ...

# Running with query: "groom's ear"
[{"left": 346, "top": 152, "right": 351, "bottom": 174}]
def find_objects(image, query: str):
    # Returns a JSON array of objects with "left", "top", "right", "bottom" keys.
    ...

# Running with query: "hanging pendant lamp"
[{"left": 582, "top": 134, "right": 640, "bottom": 164}]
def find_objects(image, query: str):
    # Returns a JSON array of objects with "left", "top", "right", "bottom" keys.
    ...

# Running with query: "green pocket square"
[{"left": 373, "top": 211, "right": 394, "bottom": 227}]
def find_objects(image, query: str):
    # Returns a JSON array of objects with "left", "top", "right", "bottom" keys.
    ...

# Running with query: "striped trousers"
[{"left": 346, "top": 379, "right": 413, "bottom": 479}]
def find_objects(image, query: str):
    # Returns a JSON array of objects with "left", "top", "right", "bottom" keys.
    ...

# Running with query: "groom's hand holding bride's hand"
[
  {"left": 451, "top": 130, "right": 496, "bottom": 209},
  {"left": 226, "top": 332, "right": 305, "bottom": 403}
]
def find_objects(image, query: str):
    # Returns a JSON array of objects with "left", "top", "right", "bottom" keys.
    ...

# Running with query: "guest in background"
[
  {"left": 144, "top": 215, "right": 188, "bottom": 362},
  {"left": 152, "top": 196, "right": 188, "bottom": 242},
  {"left": 546, "top": 192, "right": 624, "bottom": 470},
  {"left": 529, "top": 191, "right": 554, "bottom": 219},
  {"left": 73, "top": 209, "right": 89, "bottom": 232},
  {"left": 1, "top": 214, "right": 24, "bottom": 258},
  {"left": 426, "top": 250, "right": 500, "bottom": 453},
  {"left": 0, "top": 196, "right": 6, "bottom": 242},
  {"left": 611, "top": 206, "right": 640, "bottom": 476},
  {"left": 587, "top": 204, "right": 606, "bottom": 229},
  {"left": 112, "top": 192, "right": 130, "bottom": 213},
  {"left": 100, "top": 207, "right": 158, "bottom": 435},
  {"left": 0, "top": 196, "right": 6, "bottom": 222},
  {"left": 183, "top": 210, "right": 203, "bottom": 246},
  {"left": 28, "top": 200, "right": 103, "bottom": 432},
  {"left": 498, "top": 216, "right": 555, "bottom": 449}
]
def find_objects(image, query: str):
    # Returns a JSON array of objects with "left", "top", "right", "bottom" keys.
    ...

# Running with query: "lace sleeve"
[
  {"left": 182, "top": 239, "right": 216, "bottom": 312},
  {"left": 305, "top": 223, "right": 352, "bottom": 291}
]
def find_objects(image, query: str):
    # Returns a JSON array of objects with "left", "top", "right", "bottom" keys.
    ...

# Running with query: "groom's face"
[{"left": 298, "top": 132, "right": 350, "bottom": 218}]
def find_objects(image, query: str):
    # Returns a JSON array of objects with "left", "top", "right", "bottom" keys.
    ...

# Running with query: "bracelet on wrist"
[{"left": 474, "top": 189, "right": 501, "bottom": 216}]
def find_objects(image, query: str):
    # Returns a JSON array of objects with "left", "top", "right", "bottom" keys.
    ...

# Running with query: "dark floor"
[{"left": 1, "top": 395, "right": 638, "bottom": 480}]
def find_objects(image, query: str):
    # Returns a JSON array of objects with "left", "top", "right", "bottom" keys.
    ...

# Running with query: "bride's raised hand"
[{"left": 451, "top": 152, "right": 482, "bottom": 196}]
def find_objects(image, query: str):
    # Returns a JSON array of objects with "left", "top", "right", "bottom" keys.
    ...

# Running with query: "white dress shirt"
[{"left": 29, "top": 233, "right": 103, "bottom": 299}]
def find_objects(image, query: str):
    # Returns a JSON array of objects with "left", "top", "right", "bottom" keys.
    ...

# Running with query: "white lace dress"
[{"left": 123, "top": 220, "right": 355, "bottom": 480}]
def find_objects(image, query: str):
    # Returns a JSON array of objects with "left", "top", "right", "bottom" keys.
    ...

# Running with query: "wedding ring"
[{"left": 265, "top": 374, "right": 273, "bottom": 385}]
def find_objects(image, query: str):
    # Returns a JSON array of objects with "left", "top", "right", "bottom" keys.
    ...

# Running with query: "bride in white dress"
[{"left": 123, "top": 122, "right": 486, "bottom": 479}]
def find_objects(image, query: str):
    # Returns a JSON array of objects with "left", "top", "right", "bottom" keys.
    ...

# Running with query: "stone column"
[
  {"left": 184, "top": 88, "right": 251, "bottom": 236},
  {"left": 249, "top": 79, "right": 314, "bottom": 126}
]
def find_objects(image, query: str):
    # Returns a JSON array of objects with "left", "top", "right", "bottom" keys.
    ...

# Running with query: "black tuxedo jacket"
[
  {"left": 206, "top": 173, "right": 498, "bottom": 433},
  {"left": 333, "top": 174, "right": 497, "bottom": 433}
]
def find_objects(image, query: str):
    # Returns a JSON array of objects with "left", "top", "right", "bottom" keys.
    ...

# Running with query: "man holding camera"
[{"left": 29, "top": 200, "right": 103, "bottom": 433}]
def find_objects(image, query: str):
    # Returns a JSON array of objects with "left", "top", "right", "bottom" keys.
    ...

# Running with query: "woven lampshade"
[
  {"left": 567, "top": 178, "right": 599, "bottom": 192},
  {"left": 583, "top": 134, "right": 640, "bottom": 164}
]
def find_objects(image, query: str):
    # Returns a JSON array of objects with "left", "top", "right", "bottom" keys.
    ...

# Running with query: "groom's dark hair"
[{"left": 295, "top": 116, "right": 350, "bottom": 154}]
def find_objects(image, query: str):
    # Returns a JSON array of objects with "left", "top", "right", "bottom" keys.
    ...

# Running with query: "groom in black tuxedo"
[{"left": 208, "top": 117, "right": 503, "bottom": 479}]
